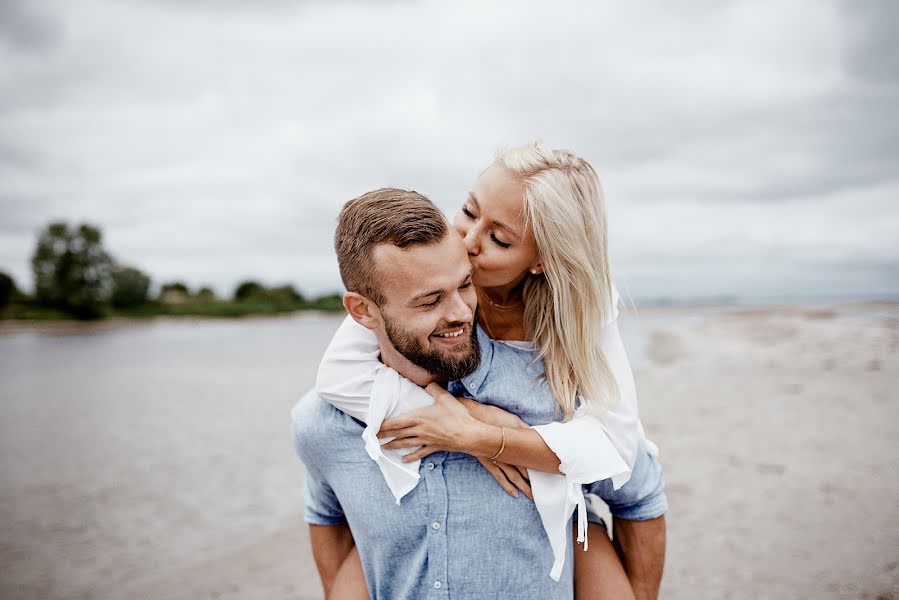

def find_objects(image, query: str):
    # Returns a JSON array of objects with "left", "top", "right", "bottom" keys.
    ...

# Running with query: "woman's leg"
[
  {"left": 573, "top": 522, "right": 635, "bottom": 600},
  {"left": 328, "top": 545, "right": 370, "bottom": 600}
]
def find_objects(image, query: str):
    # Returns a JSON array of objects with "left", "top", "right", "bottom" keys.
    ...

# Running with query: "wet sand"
[{"left": 1, "top": 305, "right": 897, "bottom": 599}]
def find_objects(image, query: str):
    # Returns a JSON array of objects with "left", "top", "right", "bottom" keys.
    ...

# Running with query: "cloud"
[
  {"left": 0, "top": 0, "right": 896, "bottom": 299},
  {"left": 0, "top": 0, "right": 59, "bottom": 50}
]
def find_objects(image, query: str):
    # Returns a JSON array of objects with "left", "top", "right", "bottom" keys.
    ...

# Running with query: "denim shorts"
[{"left": 585, "top": 440, "right": 668, "bottom": 522}]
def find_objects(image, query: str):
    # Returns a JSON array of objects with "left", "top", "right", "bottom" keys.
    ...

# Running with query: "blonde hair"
[{"left": 495, "top": 141, "right": 618, "bottom": 420}]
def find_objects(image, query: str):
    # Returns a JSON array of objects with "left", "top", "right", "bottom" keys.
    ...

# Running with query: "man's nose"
[{"left": 446, "top": 290, "right": 474, "bottom": 324}]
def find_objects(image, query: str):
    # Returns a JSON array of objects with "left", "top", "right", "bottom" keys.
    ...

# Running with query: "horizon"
[{"left": 4, "top": 219, "right": 898, "bottom": 306}]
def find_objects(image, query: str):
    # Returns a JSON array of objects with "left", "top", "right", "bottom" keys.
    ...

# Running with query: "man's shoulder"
[
  {"left": 291, "top": 390, "right": 365, "bottom": 430},
  {"left": 290, "top": 389, "right": 327, "bottom": 425},
  {"left": 291, "top": 390, "right": 364, "bottom": 462}
]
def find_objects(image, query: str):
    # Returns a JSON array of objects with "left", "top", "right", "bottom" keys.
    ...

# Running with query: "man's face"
[{"left": 371, "top": 232, "right": 480, "bottom": 381}]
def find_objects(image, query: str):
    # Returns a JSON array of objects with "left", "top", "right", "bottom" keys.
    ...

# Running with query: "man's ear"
[{"left": 343, "top": 292, "right": 381, "bottom": 330}]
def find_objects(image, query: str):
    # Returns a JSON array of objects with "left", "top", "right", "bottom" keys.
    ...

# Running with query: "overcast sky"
[{"left": 1, "top": 0, "right": 896, "bottom": 301}]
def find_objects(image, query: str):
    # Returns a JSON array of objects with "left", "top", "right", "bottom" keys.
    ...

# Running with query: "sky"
[{"left": 1, "top": 0, "right": 897, "bottom": 301}]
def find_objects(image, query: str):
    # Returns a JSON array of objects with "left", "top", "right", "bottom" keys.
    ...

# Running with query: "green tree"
[
  {"left": 0, "top": 271, "right": 17, "bottom": 311},
  {"left": 307, "top": 293, "right": 344, "bottom": 312},
  {"left": 160, "top": 281, "right": 189, "bottom": 295},
  {"left": 158, "top": 281, "right": 191, "bottom": 304},
  {"left": 234, "top": 280, "right": 266, "bottom": 301},
  {"left": 195, "top": 287, "right": 217, "bottom": 302},
  {"left": 269, "top": 284, "right": 305, "bottom": 310},
  {"left": 110, "top": 266, "right": 151, "bottom": 308},
  {"left": 31, "top": 222, "right": 113, "bottom": 319}
]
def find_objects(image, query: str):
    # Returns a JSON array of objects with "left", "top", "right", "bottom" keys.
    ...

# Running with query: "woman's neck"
[
  {"left": 476, "top": 285, "right": 527, "bottom": 341},
  {"left": 479, "top": 279, "right": 525, "bottom": 309}
]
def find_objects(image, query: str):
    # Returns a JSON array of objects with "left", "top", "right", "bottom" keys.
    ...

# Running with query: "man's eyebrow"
[
  {"left": 468, "top": 192, "right": 521, "bottom": 241},
  {"left": 408, "top": 270, "right": 473, "bottom": 304}
]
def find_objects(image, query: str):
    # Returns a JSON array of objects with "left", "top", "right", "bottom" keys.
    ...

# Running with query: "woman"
[{"left": 316, "top": 141, "right": 660, "bottom": 599}]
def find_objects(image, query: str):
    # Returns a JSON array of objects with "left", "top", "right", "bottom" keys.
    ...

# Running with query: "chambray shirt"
[{"left": 292, "top": 326, "right": 667, "bottom": 599}]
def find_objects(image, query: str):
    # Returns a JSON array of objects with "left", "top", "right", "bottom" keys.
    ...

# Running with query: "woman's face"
[{"left": 452, "top": 164, "right": 541, "bottom": 290}]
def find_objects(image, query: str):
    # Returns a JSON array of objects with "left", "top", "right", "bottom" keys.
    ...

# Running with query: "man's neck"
[{"left": 375, "top": 333, "right": 440, "bottom": 387}]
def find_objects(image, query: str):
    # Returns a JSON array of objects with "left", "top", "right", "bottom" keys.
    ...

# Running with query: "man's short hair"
[{"left": 335, "top": 188, "right": 448, "bottom": 305}]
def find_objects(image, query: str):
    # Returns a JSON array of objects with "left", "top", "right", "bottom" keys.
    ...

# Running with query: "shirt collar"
[{"left": 455, "top": 324, "right": 493, "bottom": 396}]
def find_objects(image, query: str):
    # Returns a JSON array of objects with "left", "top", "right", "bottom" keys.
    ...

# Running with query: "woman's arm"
[
  {"left": 379, "top": 385, "right": 630, "bottom": 482},
  {"left": 316, "top": 315, "right": 434, "bottom": 422},
  {"left": 379, "top": 388, "right": 562, "bottom": 472},
  {"left": 379, "top": 313, "right": 641, "bottom": 485}
]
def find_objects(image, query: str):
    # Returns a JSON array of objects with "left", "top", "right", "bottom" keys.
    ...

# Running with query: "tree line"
[{"left": 0, "top": 222, "right": 344, "bottom": 320}]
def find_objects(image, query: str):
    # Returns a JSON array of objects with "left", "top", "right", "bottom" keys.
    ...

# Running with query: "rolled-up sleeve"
[
  {"left": 291, "top": 392, "right": 348, "bottom": 526},
  {"left": 303, "top": 471, "right": 347, "bottom": 526}
]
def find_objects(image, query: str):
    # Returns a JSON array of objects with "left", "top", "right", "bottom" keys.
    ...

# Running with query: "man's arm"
[
  {"left": 309, "top": 524, "right": 356, "bottom": 597},
  {"left": 612, "top": 516, "right": 666, "bottom": 600},
  {"left": 292, "top": 394, "right": 369, "bottom": 598}
]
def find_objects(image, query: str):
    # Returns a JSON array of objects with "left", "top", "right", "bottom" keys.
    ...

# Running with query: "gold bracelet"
[{"left": 490, "top": 426, "right": 506, "bottom": 462}]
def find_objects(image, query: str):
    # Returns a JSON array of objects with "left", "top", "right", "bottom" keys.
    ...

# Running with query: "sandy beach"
[{"left": 1, "top": 304, "right": 897, "bottom": 599}]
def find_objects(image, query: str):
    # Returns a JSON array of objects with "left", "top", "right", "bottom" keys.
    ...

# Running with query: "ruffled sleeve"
[{"left": 530, "top": 405, "right": 631, "bottom": 580}]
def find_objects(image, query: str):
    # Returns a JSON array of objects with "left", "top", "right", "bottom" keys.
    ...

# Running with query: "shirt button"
[
  {"left": 426, "top": 462, "right": 435, "bottom": 470},
  {"left": 432, "top": 522, "right": 441, "bottom": 530},
  {"left": 434, "top": 581, "right": 442, "bottom": 589}
]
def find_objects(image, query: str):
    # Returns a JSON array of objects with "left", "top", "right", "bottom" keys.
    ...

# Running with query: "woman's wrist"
[
  {"left": 458, "top": 397, "right": 485, "bottom": 420},
  {"left": 462, "top": 421, "right": 504, "bottom": 458}
]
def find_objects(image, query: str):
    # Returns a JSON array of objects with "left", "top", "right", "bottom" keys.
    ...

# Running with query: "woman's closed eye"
[
  {"left": 462, "top": 205, "right": 475, "bottom": 219},
  {"left": 491, "top": 233, "right": 511, "bottom": 249}
]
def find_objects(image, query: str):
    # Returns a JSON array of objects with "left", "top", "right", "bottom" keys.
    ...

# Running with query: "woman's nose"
[{"left": 463, "top": 227, "right": 479, "bottom": 256}]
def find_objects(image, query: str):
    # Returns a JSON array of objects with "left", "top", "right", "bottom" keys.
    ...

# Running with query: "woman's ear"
[
  {"left": 343, "top": 292, "right": 381, "bottom": 330},
  {"left": 529, "top": 263, "right": 544, "bottom": 276}
]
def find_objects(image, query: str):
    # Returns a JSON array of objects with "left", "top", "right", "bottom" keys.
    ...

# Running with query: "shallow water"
[{"left": 0, "top": 314, "right": 343, "bottom": 598}]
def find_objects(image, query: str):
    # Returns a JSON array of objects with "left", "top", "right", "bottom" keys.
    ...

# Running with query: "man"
[{"left": 292, "top": 188, "right": 666, "bottom": 598}]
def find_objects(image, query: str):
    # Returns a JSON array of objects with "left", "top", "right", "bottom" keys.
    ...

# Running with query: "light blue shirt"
[{"left": 292, "top": 326, "right": 666, "bottom": 599}]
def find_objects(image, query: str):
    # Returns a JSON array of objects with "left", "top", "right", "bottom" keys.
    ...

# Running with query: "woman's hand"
[
  {"left": 457, "top": 397, "right": 530, "bottom": 430},
  {"left": 379, "top": 383, "right": 533, "bottom": 499},
  {"left": 476, "top": 457, "right": 532, "bottom": 499},
  {"left": 379, "top": 383, "right": 486, "bottom": 457}
]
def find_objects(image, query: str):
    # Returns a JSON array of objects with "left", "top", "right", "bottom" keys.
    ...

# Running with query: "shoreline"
[
  {"left": 0, "top": 310, "right": 346, "bottom": 334},
  {"left": 2, "top": 299, "right": 895, "bottom": 335}
]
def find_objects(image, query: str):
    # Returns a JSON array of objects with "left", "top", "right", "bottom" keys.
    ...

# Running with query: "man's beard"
[{"left": 383, "top": 312, "right": 481, "bottom": 382}]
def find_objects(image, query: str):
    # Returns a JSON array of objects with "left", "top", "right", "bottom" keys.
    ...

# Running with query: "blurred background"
[{"left": 1, "top": 1, "right": 896, "bottom": 599}]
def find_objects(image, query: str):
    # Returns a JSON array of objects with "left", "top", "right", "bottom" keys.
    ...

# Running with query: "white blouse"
[{"left": 315, "top": 297, "right": 655, "bottom": 581}]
